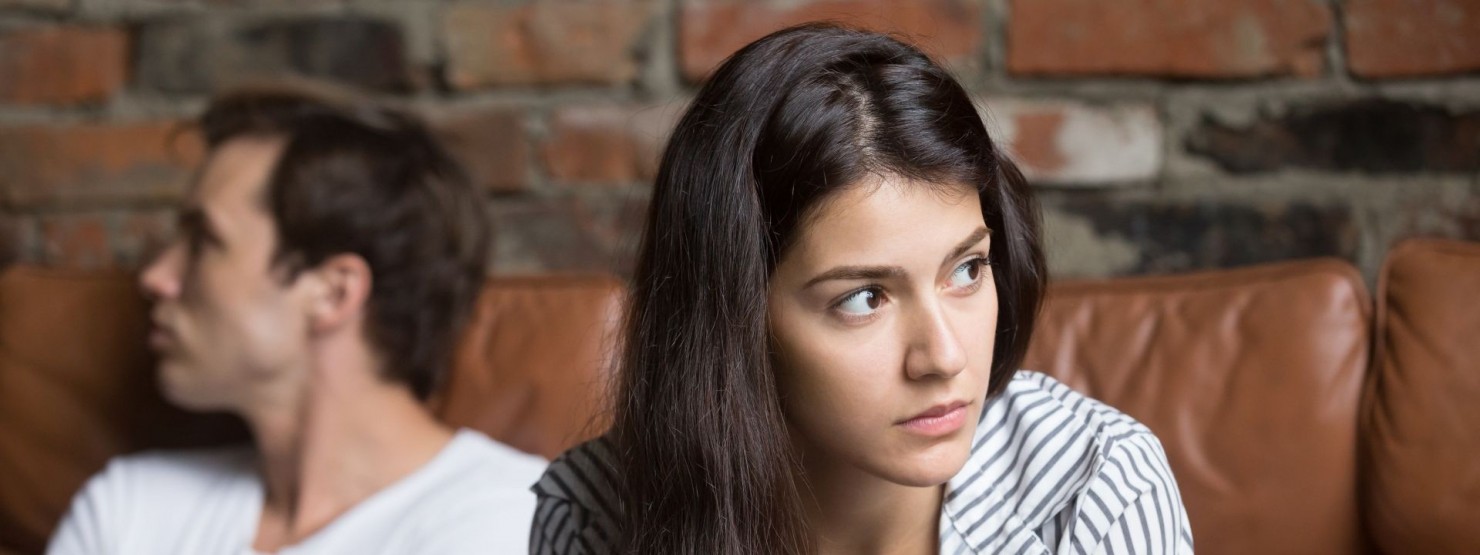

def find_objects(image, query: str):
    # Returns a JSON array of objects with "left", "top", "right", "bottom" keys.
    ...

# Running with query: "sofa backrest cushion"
[
  {"left": 1364, "top": 238, "right": 1480, "bottom": 554},
  {"left": 1023, "top": 259, "right": 1372, "bottom": 555},
  {"left": 432, "top": 275, "right": 624, "bottom": 460}
]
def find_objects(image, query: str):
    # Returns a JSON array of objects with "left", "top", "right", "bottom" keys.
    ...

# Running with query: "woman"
[{"left": 531, "top": 24, "right": 1192, "bottom": 554}]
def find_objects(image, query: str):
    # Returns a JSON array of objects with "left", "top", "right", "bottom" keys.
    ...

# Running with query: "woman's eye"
[
  {"left": 835, "top": 288, "right": 883, "bottom": 316},
  {"left": 949, "top": 258, "right": 985, "bottom": 289}
]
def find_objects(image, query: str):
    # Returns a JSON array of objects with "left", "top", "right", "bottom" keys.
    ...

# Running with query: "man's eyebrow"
[
  {"left": 942, "top": 227, "right": 991, "bottom": 266},
  {"left": 178, "top": 208, "right": 222, "bottom": 244}
]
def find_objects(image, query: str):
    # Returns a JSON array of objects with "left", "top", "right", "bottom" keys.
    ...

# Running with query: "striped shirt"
[{"left": 530, "top": 371, "right": 1194, "bottom": 554}]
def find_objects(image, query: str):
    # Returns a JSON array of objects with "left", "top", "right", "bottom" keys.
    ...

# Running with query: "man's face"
[{"left": 139, "top": 136, "right": 316, "bottom": 411}]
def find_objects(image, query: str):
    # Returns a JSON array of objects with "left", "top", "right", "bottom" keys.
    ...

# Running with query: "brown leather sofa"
[{"left": 1, "top": 238, "right": 1475, "bottom": 554}]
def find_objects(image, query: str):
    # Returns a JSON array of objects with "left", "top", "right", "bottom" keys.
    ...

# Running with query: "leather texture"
[
  {"left": 1024, "top": 259, "right": 1373, "bottom": 555},
  {"left": 432, "top": 275, "right": 624, "bottom": 461},
  {"left": 1363, "top": 238, "right": 1480, "bottom": 554}
]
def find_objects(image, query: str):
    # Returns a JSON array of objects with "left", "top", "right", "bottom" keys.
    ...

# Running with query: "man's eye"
[
  {"left": 835, "top": 288, "right": 883, "bottom": 316},
  {"left": 185, "top": 232, "right": 207, "bottom": 255}
]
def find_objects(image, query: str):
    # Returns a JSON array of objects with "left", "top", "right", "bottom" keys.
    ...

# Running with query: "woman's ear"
[{"left": 306, "top": 254, "right": 373, "bottom": 336}]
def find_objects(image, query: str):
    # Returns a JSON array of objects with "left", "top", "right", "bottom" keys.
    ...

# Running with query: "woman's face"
[{"left": 768, "top": 176, "right": 998, "bottom": 487}]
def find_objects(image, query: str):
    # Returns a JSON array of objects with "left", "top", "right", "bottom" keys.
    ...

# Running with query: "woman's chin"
[{"left": 878, "top": 441, "right": 973, "bottom": 488}]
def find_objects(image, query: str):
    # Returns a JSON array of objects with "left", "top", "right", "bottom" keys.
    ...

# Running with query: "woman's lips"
[{"left": 897, "top": 400, "right": 970, "bottom": 436}]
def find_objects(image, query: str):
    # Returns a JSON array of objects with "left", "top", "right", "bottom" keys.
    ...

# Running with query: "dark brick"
[
  {"left": 0, "top": 0, "right": 68, "bottom": 10},
  {"left": 1054, "top": 196, "right": 1357, "bottom": 275},
  {"left": 0, "top": 213, "right": 23, "bottom": 270},
  {"left": 488, "top": 192, "right": 649, "bottom": 276},
  {"left": 1390, "top": 188, "right": 1480, "bottom": 245},
  {"left": 571, "top": 191, "right": 648, "bottom": 277},
  {"left": 1186, "top": 100, "right": 1480, "bottom": 174},
  {"left": 135, "top": 16, "right": 409, "bottom": 94}
]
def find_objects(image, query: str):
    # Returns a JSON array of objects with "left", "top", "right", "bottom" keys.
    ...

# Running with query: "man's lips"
[
  {"left": 896, "top": 400, "right": 971, "bottom": 436},
  {"left": 148, "top": 321, "right": 174, "bottom": 351}
]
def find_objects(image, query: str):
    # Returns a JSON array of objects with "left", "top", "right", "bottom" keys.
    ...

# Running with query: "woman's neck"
[{"left": 800, "top": 454, "right": 944, "bottom": 555}]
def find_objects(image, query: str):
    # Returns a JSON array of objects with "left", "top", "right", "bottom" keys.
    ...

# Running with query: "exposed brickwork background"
[{"left": 1, "top": 0, "right": 1476, "bottom": 280}]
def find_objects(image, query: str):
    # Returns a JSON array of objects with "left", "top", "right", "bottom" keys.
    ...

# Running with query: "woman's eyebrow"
[
  {"left": 803, "top": 265, "right": 907, "bottom": 289},
  {"left": 801, "top": 227, "right": 990, "bottom": 289},
  {"left": 942, "top": 226, "right": 991, "bottom": 266}
]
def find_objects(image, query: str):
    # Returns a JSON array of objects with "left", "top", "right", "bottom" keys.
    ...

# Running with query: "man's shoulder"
[
  {"left": 96, "top": 444, "right": 257, "bottom": 490},
  {"left": 434, "top": 429, "right": 548, "bottom": 487},
  {"left": 360, "top": 430, "right": 547, "bottom": 552},
  {"left": 391, "top": 429, "right": 547, "bottom": 518}
]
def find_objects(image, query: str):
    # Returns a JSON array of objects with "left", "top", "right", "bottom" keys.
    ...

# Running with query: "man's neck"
[
  {"left": 241, "top": 347, "right": 453, "bottom": 552},
  {"left": 801, "top": 455, "right": 944, "bottom": 555}
]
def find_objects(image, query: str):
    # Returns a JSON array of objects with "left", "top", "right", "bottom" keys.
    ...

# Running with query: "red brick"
[
  {"left": 0, "top": 122, "right": 202, "bottom": 208},
  {"left": 0, "top": 26, "right": 128, "bottom": 106},
  {"left": 541, "top": 103, "right": 683, "bottom": 186},
  {"left": 36, "top": 210, "right": 174, "bottom": 269},
  {"left": 1008, "top": 0, "right": 1330, "bottom": 78},
  {"left": 680, "top": 0, "right": 986, "bottom": 82},
  {"left": 1345, "top": 0, "right": 1480, "bottom": 78},
  {"left": 443, "top": 1, "right": 657, "bottom": 89},
  {"left": 434, "top": 109, "right": 530, "bottom": 193},
  {"left": 1011, "top": 111, "right": 1069, "bottom": 175}
]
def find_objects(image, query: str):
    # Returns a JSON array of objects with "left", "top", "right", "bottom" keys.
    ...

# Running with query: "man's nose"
[{"left": 139, "top": 243, "right": 184, "bottom": 302}]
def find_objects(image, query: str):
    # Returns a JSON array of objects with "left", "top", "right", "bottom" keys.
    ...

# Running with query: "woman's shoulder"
[
  {"left": 530, "top": 435, "right": 622, "bottom": 554},
  {"left": 941, "top": 371, "right": 1189, "bottom": 551},
  {"left": 993, "top": 370, "right": 1156, "bottom": 441},
  {"left": 533, "top": 435, "right": 617, "bottom": 502},
  {"left": 980, "top": 370, "right": 1171, "bottom": 482}
]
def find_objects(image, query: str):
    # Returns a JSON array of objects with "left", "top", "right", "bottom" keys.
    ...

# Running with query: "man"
[{"left": 47, "top": 85, "right": 545, "bottom": 554}]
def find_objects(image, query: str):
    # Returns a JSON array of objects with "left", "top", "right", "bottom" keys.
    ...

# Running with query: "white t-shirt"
[{"left": 47, "top": 429, "right": 547, "bottom": 554}]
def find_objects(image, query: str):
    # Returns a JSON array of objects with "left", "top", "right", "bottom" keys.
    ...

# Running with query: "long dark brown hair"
[{"left": 610, "top": 24, "right": 1045, "bottom": 554}]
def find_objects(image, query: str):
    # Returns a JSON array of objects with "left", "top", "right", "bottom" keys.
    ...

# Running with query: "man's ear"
[{"left": 306, "top": 254, "right": 373, "bottom": 336}]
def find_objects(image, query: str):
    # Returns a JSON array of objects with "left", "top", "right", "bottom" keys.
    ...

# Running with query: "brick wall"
[{"left": 1, "top": 0, "right": 1476, "bottom": 280}]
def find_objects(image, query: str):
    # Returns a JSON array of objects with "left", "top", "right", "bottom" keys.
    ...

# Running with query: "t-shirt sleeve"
[
  {"left": 46, "top": 459, "right": 129, "bottom": 555},
  {"left": 400, "top": 486, "right": 541, "bottom": 555},
  {"left": 1083, "top": 433, "right": 1194, "bottom": 555}
]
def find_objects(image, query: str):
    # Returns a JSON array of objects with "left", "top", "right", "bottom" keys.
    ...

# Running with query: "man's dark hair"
[{"left": 195, "top": 84, "right": 491, "bottom": 399}]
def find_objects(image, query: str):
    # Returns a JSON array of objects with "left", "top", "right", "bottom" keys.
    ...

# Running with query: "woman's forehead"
[{"left": 785, "top": 177, "right": 985, "bottom": 267}]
